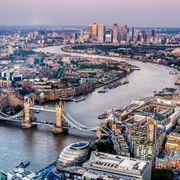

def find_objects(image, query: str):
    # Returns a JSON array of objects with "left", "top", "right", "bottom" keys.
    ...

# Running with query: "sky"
[{"left": 0, "top": 0, "right": 179, "bottom": 27}]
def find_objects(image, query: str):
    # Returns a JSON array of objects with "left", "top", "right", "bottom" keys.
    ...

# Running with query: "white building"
[{"left": 83, "top": 151, "right": 152, "bottom": 180}]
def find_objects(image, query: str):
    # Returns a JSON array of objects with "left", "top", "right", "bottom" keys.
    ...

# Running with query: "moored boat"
[
  {"left": 74, "top": 97, "right": 86, "bottom": 102},
  {"left": 98, "top": 113, "right": 108, "bottom": 119},
  {"left": 16, "top": 161, "right": 30, "bottom": 168},
  {"left": 98, "top": 89, "right": 108, "bottom": 93},
  {"left": 122, "top": 80, "right": 129, "bottom": 85}
]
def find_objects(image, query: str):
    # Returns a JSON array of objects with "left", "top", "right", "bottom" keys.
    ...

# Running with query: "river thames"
[{"left": 0, "top": 46, "right": 178, "bottom": 171}]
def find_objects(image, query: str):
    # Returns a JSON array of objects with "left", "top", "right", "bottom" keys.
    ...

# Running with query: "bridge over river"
[
  {"left": 0, "top": 46, "right": 178, "bottom": 171},
  {"left": 0, "top": 97, "right": 96, "bottom": 135}
]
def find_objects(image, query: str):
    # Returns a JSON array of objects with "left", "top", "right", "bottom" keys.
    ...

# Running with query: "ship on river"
[
  {"left": 98, "top": 112, "right": 108, "bottom": 119},
  {"left": 102, "top": 79, "right": 129, "bottom": 91},
  {"left": 98, "top": 89, "right": 108, "bottom": 93},
  {"left": 175, "top": 78, "right": 180, "bottom": 85},
  {"left": 16, "top": 161, "right": 30, "bottom": 168}
]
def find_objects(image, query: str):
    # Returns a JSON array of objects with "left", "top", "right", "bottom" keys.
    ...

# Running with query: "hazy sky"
[{"left": 0, "top": 0, "right": 179, "bottom": 27}]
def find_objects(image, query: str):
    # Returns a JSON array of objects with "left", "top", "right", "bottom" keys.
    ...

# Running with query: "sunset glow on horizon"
[{"left": 0, "top": 0, "right": 179, "bottom": 27}]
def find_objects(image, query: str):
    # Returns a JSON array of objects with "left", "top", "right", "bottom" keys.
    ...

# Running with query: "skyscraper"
[
  {"left": 131, "top": 27, "right": 135, "bottom": 41},
  {"left": 80, "top": 29, "right": 84, "bottom": 42},
  {"left": 105, "top": 30, "right": 113, "bottom": 43},
  {"left": 73, "top": 33, "right": 78, "bottom": 41},
  {"left": 98, "top": 24, "right": 105, "bottom": 43},
  {"left": 80, "top": 29, "right": 84, "bottom": 37},
  {"left": 90, "top": 23, "right": 98, "bottom": 37},
  {"left": 151, "top": 29, "right": 156, "bottom": 37},
  {"left": 121, "top": 25, "right": 129, "bottom": 42},
  {"left": 113, "top": 23, "right": 119, "bottom": 44},
  {"left": 142, "top": 31, "right": 148, "bottom": 42}
]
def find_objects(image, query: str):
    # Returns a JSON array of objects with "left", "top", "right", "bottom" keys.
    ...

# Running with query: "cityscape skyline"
[
  {"left": 0, "top": 0, "right": 180, "bottom": 179},
  {"left": 0, "top": 0, "right": 180, "bottom": 27}
]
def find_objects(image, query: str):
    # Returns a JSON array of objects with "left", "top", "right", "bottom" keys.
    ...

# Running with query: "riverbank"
[
  {"left": 33, "top": 46, "right": 135, "bottom": 102},
  {"left": 61, "top": 45, "right": 180, "bottom": 70},
  {"left": 60, "top": 46, "right": 179, "bottom": 88},
  {"left": 61, "top": 46, "right": 179, "bottom": 73},
  {"left": 1, "top": 45, "right": 174, "bottom": 171}
]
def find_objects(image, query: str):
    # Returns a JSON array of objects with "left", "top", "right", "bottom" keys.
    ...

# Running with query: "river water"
[{"left": 0, "top": 46, "right": 178, "bottom": 171}]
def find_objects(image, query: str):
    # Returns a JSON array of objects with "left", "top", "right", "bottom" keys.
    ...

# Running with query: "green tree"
[
  {"left": 151, "top": 168, "right": 173, "bottom": 180},
  {"left": 90, "top": 140, "right": 115, "bottom": 154}
]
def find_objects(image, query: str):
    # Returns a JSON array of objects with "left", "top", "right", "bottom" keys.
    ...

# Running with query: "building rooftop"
[
  {"left": 169, "top": 128, "right": 180, "bottom": 138},
  {"left": 70, "top": 141, "right": 89, "bottom": 150},
  {"left": 2, "top": 168, "right": 41, "bottom": 180},
  {"left": 156, "top": 150, "right": 180, "bottom": 166},
  {"left": 166, "top": 150, "right": 180, "bottom": 161},
  {"left": 83, "top": 151, "right": 151, "bottom": 176}
]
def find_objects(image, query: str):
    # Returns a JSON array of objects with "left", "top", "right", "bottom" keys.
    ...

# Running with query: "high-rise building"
[
  {"left": 73, "top": 33, "right": 78, "bottom": 41},
  {"left": 121, "top": 25, "right": 129, "bottom": 42},
  {"left": 90, "top": 23, "right": 98, "bottom": 37},
  {"left": 98, "top": 24, "right": 105, "bottom": 43},
  {"left": 151, "top": 29, "right": 156, "bottom": 37},
  {"left": 131, "top": 27, "right": 135, "bottom": 41},
  {"left": 113, "top": 23, "right": 119, "bottom": 44},
  {"left": 105, "top": 30, "right": 113, "bottom": 43},
  {"left": 79, "top": 29, "right": 84, "bottom": 42},
  {"left": 142, "top": 31, "right": 148, "bottom": 42},
  {"left": 80, "top": 29, "right": 84, "bottom": 37}
]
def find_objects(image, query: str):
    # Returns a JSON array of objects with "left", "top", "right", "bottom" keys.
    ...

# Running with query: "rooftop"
[
  {"left": 3, "top": 168, "right": 41, "bottom": 180},
  {"left": 169, "top": 128, "right": 180, "bottom": 137},
  {"left": 156, "top": 150, "right": 180, "bottom": 165},
  {"left": 70, "top": 141, "right": 90, "bottom": 150},
  {"left": 166, "top": 150, "right": 180, "bottom": 161},
  {"left": 83, "top": 151, "right": 151, "bottom": 175}
]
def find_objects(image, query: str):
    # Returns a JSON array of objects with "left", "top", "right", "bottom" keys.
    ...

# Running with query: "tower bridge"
[{"left": 0, "top": 97, "right": 96, "bottom": 135}]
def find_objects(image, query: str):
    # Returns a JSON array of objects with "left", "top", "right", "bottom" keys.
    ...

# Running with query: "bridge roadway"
[
  {"left": 30, "top": 106, "right": 56, "bottom": 112},
  {"left": 0, "top": 115, "right": 92, "bottom": 132},
  {"left": 0, "top": 109, "right": 112, "bottom": 138},
  {"left": 31, "top": 120, "right": 55, "bottom": 126},
  {"left": 0, "top": 111, "right": 23, "bottom": 122},
  {"left": 0, "top": 109, "right": 96, "bottom": 132}
]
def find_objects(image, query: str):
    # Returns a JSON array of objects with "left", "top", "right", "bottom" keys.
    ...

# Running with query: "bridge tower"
[
  {"left": 53, "top": 101, "right": 64, "bottom": 134},
  {"left": 22, "top": 98, "right": 33, "bottom": 129}
]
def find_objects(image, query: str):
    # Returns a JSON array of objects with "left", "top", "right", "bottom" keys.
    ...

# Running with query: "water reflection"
[{"left": 0, "top": 46, "right": 178, "bottom": 171}]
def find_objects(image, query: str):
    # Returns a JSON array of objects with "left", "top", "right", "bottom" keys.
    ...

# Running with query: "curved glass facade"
[{"left": 57, "top": 141, "right": 90, "bottom": 169}]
